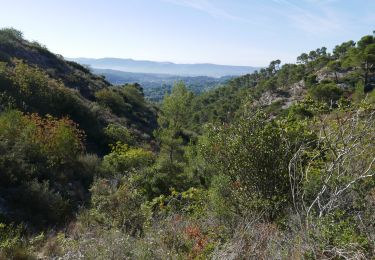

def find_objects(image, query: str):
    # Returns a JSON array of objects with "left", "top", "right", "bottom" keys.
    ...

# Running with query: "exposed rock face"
[
  {"left": 316, "top": 70, "right": 346, "bottom": 83},
  {"left": 254, "top": 80, "right": 306, "bottom": 110},
  {"left": 282, "top": 80, "right": 306, "bottom": 109}
]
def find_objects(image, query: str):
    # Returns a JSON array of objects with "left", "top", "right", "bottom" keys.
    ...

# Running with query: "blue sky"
[{"left": 1, "top": 0, "right": 374, "bottom": 66}]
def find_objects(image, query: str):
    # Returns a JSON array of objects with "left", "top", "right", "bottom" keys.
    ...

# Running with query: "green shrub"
[
  {"left": 13, "top": 180, "right": 70, "bottom": 226},
  {"left": 308, "top": 211, "right": 371, "bottom": 259},
  {"left": 104, "top": 123, "right": 135, "bottom": 145},
  {"left": 95, "top": 88, "right": 130, "bottom": 115},
  {"left": 145, "top": 188, "right": 208, "bottom": 219},
  {"left": 0, "top": 28, "right": 24, "bottom": 45},
  {"left": 102, "top": 142, "right": 153, "bottom": 176},
  {"left": 0, "top": 223, "right": 33, "bottom": 259},
  {"left": 87, "top": 179, "right": 145, "bottom": 234},
  {"left": 309, "top": 82, "right": 343, "bottom": 104},
  {"left": 200, "top": 112, "right": 295, "bottom": 219},
  {"left": 0, "top": 110, "right": 90, "bottom": 227},
  {"left": 304, "top": 74, "right": 318, "bottom": 88}
]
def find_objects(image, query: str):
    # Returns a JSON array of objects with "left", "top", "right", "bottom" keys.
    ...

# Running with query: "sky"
[{"left": 0, "top": 0, "right": 374, "bottom": 66}]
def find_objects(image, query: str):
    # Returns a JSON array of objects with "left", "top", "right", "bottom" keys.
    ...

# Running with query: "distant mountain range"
[{"left": 69, "top": 58, "right": 257, "bottom": 77}]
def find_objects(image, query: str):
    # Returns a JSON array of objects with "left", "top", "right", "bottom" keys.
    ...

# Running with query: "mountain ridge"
[{"left": 69, "top": 57, "right": 258, "bottom": 77}]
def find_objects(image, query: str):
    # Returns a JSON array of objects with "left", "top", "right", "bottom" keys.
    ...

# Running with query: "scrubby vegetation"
[{"left": 0, "top": 28, "right": 374, "bottom": 259}]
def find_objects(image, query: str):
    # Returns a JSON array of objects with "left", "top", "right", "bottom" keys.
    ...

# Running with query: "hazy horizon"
[
  {"left": 70, "top": 57, "right": 258, "bottom": 77},
  {"left": 68, "top": 57, "right": 258, "bottom": 67},
  {"left": 1, "top": 0, "right": 375, "bottom": 66}
]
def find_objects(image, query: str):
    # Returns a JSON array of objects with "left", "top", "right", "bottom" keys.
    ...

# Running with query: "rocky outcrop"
[{"left": 254, "top": 80, "right": 306, "bottom": 110}]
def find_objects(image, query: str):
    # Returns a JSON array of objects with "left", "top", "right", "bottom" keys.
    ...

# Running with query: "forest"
[
  {"left": 91, "top": 68, "right": 233, "bottom": 102},
  {"left": 0, "top": 27, "right": 374, "bottom": 259}
]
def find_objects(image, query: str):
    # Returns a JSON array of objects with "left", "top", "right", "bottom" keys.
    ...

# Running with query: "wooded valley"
[{"left": 0, "top": 27, "right": 374, "bottom": 259}]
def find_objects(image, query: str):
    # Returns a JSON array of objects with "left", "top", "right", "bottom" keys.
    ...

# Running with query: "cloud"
[
  {"left": 162, "top": 0, "right": 349, "bottom": 36},
  {"left": 161, "top": 0, "right": 249, "bottom": 23},
  {"left": 303, "top": 0, "right": 339, "bottom": 4},
  {"left": 272, "top": 0, "right": 345, "bottom": 35}
]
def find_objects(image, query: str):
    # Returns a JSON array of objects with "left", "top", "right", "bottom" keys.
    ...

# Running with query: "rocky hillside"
[{"left": 187, "top": 38, "right": 375, "bottom": 126}]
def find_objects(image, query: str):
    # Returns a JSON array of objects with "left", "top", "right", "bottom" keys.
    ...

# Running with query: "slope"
[{"left": 0, "top": 28, "right": 157, "bottom": 153}]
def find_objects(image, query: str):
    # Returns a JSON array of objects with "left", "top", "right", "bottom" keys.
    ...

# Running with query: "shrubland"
[{"left": 0, "top": 28, "right": 374, "bottom": 259}]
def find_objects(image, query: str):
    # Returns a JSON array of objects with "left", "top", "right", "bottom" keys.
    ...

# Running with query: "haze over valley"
[
  {"left": 70, "top": 57, "right": 258, "bottom": 77},
  {"left": 68, "top": 58, "right": 258, "bottom": 100}
]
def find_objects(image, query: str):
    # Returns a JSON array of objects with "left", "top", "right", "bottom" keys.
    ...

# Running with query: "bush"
[
  {"left": 145, "top": 188, "right": 208, "bottom": 219},
  {"left": 95, "top": 88, "right": 129, "bottom": 116},
  {"left": 199, "top": 112, "right": 300, "bottom": 219},
  {"left": 308, "top": 211, "right": 371, "bottom": 259},
  {"left": 104, "top": 123, "right": 135, "bottom": 145},
  {"left": 12, "top": 180, "right": 70, "bottom": 226},
  {"left": 0, "top": 28, "right": 24, "bottom": 45},
  {"left": 86, "top": 179, "right": 145, "bottom": 234},
  {"left": 102, "top": 142, "right": 153, "bottom": 176},
  {"left": 309, "top": 82, "right": 343, "bottom": 105},
  {"left": 0, "top": 110, "right": 89, "bottom": 227},
  {"left": 0, "top": 223, "right": 33, "bottom": 259},
  {"left": 304, "top": 74, "right": 318, "bottom": 88}
]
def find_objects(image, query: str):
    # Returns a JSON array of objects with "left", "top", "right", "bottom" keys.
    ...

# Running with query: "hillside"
[
  {"left": 0, "top": 28, "right": 158, "bottom": 248},
  {"left": 188, "top": 43, "right": 375, "bottom": 128},
  {"left": 0, "top": 28, "right": 375, "bottom": 259},
  {"left": 93, "top": 68, "right": 232, "bottom": 101},
  {"left": 70, "top": 57, "right": 258, "bottom": 77},
  {"left": 0, "top": 28, "right": 157, "bottom": 153},
  {"left": 0, "top": 32, "right": 109, "bottom": 99}
]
